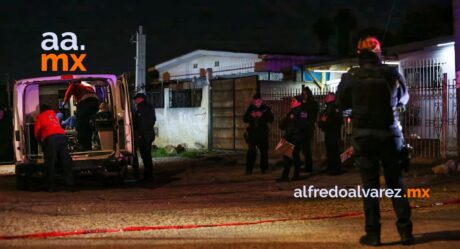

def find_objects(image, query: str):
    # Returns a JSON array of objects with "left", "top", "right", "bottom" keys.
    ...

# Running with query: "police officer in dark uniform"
[
  {"left": 243, "top": 94, "right": 274, "bottom": 174},
  {"left": 300, "top": 87, "right": 319, "bottom": 174},
  {"left": 133, "top": 93, "right": 156, "bottom": 182},
  {"left": 277, "top": 96, "right": 309, "bottom": 181},
  {"left": 318, "top": 92, "right": 343, "bottom": 175},
  {"left": 337, "top": 36, "right": 413, "bottom": 246}
]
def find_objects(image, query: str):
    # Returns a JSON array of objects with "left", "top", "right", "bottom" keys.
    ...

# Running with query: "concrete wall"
[{"left": 154, "top": 85, "right": 209, "bottom": 149}]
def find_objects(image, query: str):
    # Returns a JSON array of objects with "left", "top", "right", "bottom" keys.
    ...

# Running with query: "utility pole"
[
  {"left": 454, "top": 0, "right": 460, "bottom": 156},
  {"left": 134, "top": 25, "right": 146, "bottom": 93}
]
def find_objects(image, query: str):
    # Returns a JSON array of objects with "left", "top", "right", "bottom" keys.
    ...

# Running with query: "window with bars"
[
  {"left": 145, "top": 84, "right": 165, "bottom": 108},
  {"left": 401, "top": 59, "right": 446, "bottom": 128},
  {"left": 146, "top": 91, "right": 165, "bottom": 108},
  {"left": 168, "top": 80, "right": 203, "bottom": 108},
  {"left": 402, "top": 60, "right": 444, "bottom": 88},
  {"left": 170, "top": 88, "right": 202, "bottom": 108}
]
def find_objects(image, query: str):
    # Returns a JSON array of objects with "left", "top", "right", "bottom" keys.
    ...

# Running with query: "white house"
[
  {"left": 151, "top": 50, "right": 261, "bottom": 149},
  {"left": 149, "top": 50, "right": 326, "bottom": 149},
  {"left": 155, "top": 50, "right": 262, "bottom": 81}
]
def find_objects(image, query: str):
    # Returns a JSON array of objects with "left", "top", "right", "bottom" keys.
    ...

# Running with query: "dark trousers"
[
  {"left": 42, "top": 134, "right": 74, "bottom": 189},
  {"left": 352, "top": 129, "right": 412, "bottom": 237},
  {"left": 302, "top": 136, "right": 314, "bottom": 172},
  {"left": 76, "top": 97, "right": 99, "bottom": 150},
  {"left": 325, "top": 131, "right": 341, "bottom": 173},
  {"left": 137, "top": 133, "right": 154, "bottom": 180},
  {"left": 246, "top": 138, "right": 269, "bottom": 173},
  {"left": 281, "top": 141, "right": 302, "bottom": 178}
]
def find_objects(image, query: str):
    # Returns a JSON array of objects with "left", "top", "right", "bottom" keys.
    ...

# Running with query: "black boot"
[
  {"left": 143, "top": 169, "right": 153, "bottom": 181},
  {"left": 397, "top": 218, "right": 414, "bottom": 245},
  {"left": 401, "top": 234, "right": 414, "bottom": 245},
  {"left": 305, "top": 163, "right": 313, "bottom": 173},
  {"left": 278, "top": 163, "right": 290, "bottom": 182},
  {"left": 359, "top": 234, "right": 381, "bottom": 246}
]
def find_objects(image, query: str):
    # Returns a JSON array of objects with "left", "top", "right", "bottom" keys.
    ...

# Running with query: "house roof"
[
  {"left": 153, "top": 49, "right": 332, "bottom": 72},
  {"left": 384, "top": 36, "right": 453, "bottom": 55},
  {"left": 303, "top": 36, "right": 454, "bottom": 69},
  {"left": 154, "top": 50, "right": 259, "bottom": 71}
]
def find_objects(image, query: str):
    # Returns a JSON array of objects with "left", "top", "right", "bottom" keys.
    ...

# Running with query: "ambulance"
[{"left": 13, "top": 74, "right": 136, "bottom": 190}]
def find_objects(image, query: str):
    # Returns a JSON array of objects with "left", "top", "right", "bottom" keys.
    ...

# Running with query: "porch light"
[
  {"left": 436, "top": 42, "right": 455, "bottom": 47},
  {"left": 383, "top": 61, "right": 400, "bottom": 65},
  {"left": 313, "top": 69, "right": 348, "bottom": 73}
]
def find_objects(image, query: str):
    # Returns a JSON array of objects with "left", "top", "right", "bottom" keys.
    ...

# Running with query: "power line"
[{"left": 382, "top": 0, "right": 397, "bottom": 46}]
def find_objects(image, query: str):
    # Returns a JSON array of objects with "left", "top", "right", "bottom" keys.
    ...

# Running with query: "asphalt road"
[{"left": 0, "top": 154, "right": 459, "bottom": 249}]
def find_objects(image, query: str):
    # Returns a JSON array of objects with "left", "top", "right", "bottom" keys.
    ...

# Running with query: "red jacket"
[
  {"left": 34, "top": 110, "right": 65, "bottom": 142},
  {"left": 64, "top": 82, "right": 96, "bottom": 103}
]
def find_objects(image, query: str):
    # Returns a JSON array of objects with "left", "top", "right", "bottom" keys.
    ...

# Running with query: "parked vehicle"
[{"left": 13, "top": 74, "right": 136, "bottom": 190}]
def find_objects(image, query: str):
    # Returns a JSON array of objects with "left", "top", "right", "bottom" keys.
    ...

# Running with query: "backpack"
[{"left": 349, "top": 66, "right": 397, "bottom": 129}]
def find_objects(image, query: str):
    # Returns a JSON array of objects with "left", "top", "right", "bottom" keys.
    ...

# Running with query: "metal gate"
[
  {"left": 262, "top": 59, "right": 458, "bottom": 160},
  {"left": 211, "top": 76, "right": 258, "bottom": 150},
  {"left": 401, "top": 58, "right": 457, "bottom": 158}
]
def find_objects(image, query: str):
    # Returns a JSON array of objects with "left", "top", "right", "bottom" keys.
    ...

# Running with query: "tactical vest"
[{"left": 350, "top": 66, "right": 397, "bottom": 129}]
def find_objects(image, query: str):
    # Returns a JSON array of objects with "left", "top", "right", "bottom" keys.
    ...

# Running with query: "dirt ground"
[{"left": 0, "top": 153, "right": 459, "bottom": 249}]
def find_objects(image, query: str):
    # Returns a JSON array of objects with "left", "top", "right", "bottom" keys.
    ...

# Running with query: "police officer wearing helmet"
[
  {"left": 133, "top": 92, "right": 156, "bottom": 182},
  {"left": 337, "top": 36, "right": 413, "bottom": 246},
  {"left": 243, "top": 94, "right": 274, "bottom": 174}
]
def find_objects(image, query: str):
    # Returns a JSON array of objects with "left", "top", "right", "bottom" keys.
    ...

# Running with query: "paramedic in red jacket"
[
  {"left": 64, "top": 80, "right": 100, "bottom": 151},
  {"left": 34, "top": 104, "right": 74, "bottom": 192}
]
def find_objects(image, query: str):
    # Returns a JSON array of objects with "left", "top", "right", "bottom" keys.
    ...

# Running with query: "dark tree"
[
  {"left": 334, "top": 8, "right": 357, "bottom": 57},
  {"left": 313, "top": 17, "right": 335, "bottom": 55}
]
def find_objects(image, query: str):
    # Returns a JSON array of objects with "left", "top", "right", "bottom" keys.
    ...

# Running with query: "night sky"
[{"left": 0, "top": 0, "right": 453, "bottom": 80}]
